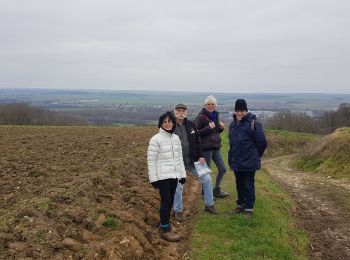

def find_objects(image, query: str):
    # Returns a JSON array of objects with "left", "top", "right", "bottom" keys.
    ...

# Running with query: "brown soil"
[
  {"left": 264, "top": 155, "right": 350, "bottom": 260},
  {"left": 0, "top": 126, "right": 201, "bottom": 259}
]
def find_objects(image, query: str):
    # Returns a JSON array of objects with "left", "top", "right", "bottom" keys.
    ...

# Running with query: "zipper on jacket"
[
  {"left": 170, "top": 139, "right": 175, "bottom": 160},
  {"left": 170, "top": 138, "right": 177, "bottom": 176}
]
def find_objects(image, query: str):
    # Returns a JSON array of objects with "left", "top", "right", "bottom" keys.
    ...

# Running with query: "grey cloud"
[{"left": 0, "top": 0, "right": 349, "bottom": 92}]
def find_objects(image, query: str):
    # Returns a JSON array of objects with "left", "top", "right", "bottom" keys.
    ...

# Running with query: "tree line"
[
  {"left": 265, "top": 103, "right": 350, "bottom": 134},
  {"left": 0, "top": 103, "right": 86, "bottom": 126},
  {"left": 1, "top": 102, "right": 350, "bottom": 134}
]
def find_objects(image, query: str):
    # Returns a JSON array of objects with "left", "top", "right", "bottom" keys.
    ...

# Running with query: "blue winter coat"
[{"left": 228, "top": 113, "right": 267, "bottom": 171}]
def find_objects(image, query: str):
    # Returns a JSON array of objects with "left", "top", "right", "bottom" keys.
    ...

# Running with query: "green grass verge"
[{"left": 189, "top": 132, "right": 308, "bottom": 259}]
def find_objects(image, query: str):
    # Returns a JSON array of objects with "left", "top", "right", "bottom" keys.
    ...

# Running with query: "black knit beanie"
[{"left": 235, "top": 99, "right": 248, "bottom": 112}]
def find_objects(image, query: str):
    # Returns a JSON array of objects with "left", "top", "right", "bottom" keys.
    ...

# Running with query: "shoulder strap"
[
  {"left": 251, "top": 119, "right": 255, "bottom": 132},
  {"left": 202, "top": 114, "right": 211, "bottom": 122}
]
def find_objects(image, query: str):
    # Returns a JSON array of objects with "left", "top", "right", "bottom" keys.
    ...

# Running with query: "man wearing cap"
[
  {"left": 228, "top": 99, "right": 267, "bottom": 218},
  {"left": 173, "top": 103, "right": 218, "bottom": 222}
]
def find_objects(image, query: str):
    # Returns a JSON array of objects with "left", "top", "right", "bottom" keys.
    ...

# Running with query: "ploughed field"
[{"left": 0, "top": 126, "right": 198, "bottom": 259}]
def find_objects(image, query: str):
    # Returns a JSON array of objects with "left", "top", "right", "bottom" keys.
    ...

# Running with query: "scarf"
[{"left": 203, "top": 108, "right": 219, "bottom": 123}]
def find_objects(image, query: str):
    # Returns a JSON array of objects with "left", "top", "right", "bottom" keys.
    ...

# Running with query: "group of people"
[{"left": 147, "top": 95, "right": 267, "bottom": 242}]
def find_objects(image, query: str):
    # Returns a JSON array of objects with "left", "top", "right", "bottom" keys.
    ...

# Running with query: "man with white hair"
[
  {"left": 172, "top": 103, "right": 218, "bottom": 222},
  {"left": 195, "top": 95, "right": 229, "bottom": 198}
]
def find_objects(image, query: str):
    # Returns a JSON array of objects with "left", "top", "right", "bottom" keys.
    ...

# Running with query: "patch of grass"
[
  {"left": 102, "top": 215, "right": 120, "bottom": 229},
  {"left": 265, "top": 130, "right": 318, "bottom": 158},
  {"left": 294, "top": 155, "right": 324, "bottom": 172},
  {"left": 28, "top": 170, "right": 45, "bottom": 177},
  {"left": 0, "top": 212, "right": 8, "bottom": 231},
  {"left": 79, "top": 246, "right": 88, "bottom": 255},
  {"left": 295, "top": 127, "right": 350, "bottom": 178},
  {"left": 189, "top": 132, "right": 308, "bottom": 259},
  {"left": 37, "top": 201, "right": 51, "bottom": 211},
  {"left": 35, "top": 230, "right": 46, "bottom": 242}
]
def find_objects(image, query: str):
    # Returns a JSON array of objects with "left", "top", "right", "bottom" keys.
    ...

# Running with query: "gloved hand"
[
  {"left": 179, "top": 178, "right": 186, "bottom": 185},
  {"left": 151, "top": 181, "right": 158, "bottom": 189}
]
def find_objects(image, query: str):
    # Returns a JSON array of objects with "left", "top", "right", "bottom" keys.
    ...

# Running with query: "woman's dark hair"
[{"left": 158, "top": 111, "right": 176, "bottom": 132}]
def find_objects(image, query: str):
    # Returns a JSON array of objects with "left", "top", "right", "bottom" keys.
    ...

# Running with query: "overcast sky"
[{"left": 0, "top": 0, "right": 349, "bottom": 93}]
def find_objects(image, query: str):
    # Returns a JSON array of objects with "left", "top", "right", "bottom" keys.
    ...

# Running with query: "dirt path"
[{"left": 263, "top": 155, "right": 350, "bottom": 260}]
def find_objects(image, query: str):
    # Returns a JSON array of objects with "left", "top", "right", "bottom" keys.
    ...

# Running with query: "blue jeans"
[
  {"left": 234, "top": 171, "right": 256, "bottom": 211},
  {"left": 173, "top": 166, "right": 214, "bottom": 213},
  {"left": 202, "top": 149, "right": 227, "bottom": 190}
]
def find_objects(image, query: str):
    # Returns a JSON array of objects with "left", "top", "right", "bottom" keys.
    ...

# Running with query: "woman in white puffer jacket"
[{"left": 147, "top": 111, "right": 186, "bottom": 242}]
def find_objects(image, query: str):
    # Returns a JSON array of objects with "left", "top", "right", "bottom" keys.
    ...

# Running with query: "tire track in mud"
[{"left": 264, "top": 155, "right": 350, "bottom": 260}]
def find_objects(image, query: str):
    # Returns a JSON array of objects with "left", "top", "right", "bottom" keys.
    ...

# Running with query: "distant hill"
[
  {"left": 1, "top": 88, "right": 350, "bottom": 110},
  {"left": 295, "top": 128, "right": 350, "bottom": 178}
]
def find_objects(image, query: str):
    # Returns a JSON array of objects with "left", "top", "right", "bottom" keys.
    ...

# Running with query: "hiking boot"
[
  {"left": 204, "top": 205, "right": 219, "bottom": 214},
  {"left": 161, "top": 231, "right": 181, "bottom": 242},
  {"left": 233, "top": 207, "right": 245, "bottom": 214},
  {"left": 174, "top": 211, "right": 184, "bottom": 222},
  {"left": 213, "top": 188, "right": 229, "bottom": 198},
  {"left": 158, "top": 223, "right": 176, "bottom": 232},
  {"left": 242, "top": 211, "right": 253, "bottom": 219}
]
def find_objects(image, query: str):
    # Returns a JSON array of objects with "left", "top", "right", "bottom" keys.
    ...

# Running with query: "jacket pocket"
[{"left": 210, "top": 133, "right": 221, "bottom": 145}]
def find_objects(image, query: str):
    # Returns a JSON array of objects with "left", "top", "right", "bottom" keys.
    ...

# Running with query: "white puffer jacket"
[{"left": 147, "top": 128, "right": 186, "bottom": 183}]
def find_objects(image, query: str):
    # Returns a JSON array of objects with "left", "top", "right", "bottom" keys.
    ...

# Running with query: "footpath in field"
[{"left": 264, "top": 155, "right": 350, "bottom": 259}]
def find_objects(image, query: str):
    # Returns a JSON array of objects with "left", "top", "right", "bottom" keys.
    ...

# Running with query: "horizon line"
[{"left": 1, "top": 87, "right": 350, "bottom": 95}]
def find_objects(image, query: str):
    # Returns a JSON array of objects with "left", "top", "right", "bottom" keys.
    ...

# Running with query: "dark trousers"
[
  {"left": 158, "top": 178, "right": 178, "bottom": 225},
  {"left": 234, "top": 171, "right": 256, "bottom": 210}
]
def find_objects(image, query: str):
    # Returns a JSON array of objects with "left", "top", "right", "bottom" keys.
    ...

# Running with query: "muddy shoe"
[
  {"left": 233, "top": 207, "right": 245, "bottom": 214},
  {"left": 204, "top": 205, "right": 219, "bottom": 214},
  {"left": 242, "top": 211, "right": 253, "bottom": 219},
  {"left": 174, "top": 211, "right": 184, "bottom": 222},
  {"left": 161, "top": 231, "right": 181, "bottom": 242},
  {"left": 213, "top": 188, "right": 229, "bottom": 198}
]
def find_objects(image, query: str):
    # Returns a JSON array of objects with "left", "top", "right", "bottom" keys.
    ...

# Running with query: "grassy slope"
[
  {"left": 295, "top": 127, "right": 350, "bottom": 178},
  {"left": 264, "top": 130, "right": 318, "bottom": 158},
  {"left": 189, "top": 131, "right": 308, "bottom": 259}
]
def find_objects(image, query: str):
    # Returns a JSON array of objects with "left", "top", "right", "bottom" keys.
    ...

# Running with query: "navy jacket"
[
  {"left": 228, "top": 113, "right": 267, "bottom": 171},
  {"left": 195, "top": 108, "right": 224, "bottom": 151}
]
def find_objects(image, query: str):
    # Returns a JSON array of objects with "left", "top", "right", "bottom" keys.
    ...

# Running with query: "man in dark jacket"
[
  {"left": 173, "top": 103, "right": 218, "bottom": 222},
  {"left": 228, "top": 99, "right": 267, "bottom": 218},
  {"left": 195, "top": 95, "right": 229, "bottom": 198}
]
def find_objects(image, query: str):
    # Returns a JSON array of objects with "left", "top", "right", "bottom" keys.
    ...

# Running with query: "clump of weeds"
[{"left": 102, "top": 215, "right": 120, "bottom": 230}]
